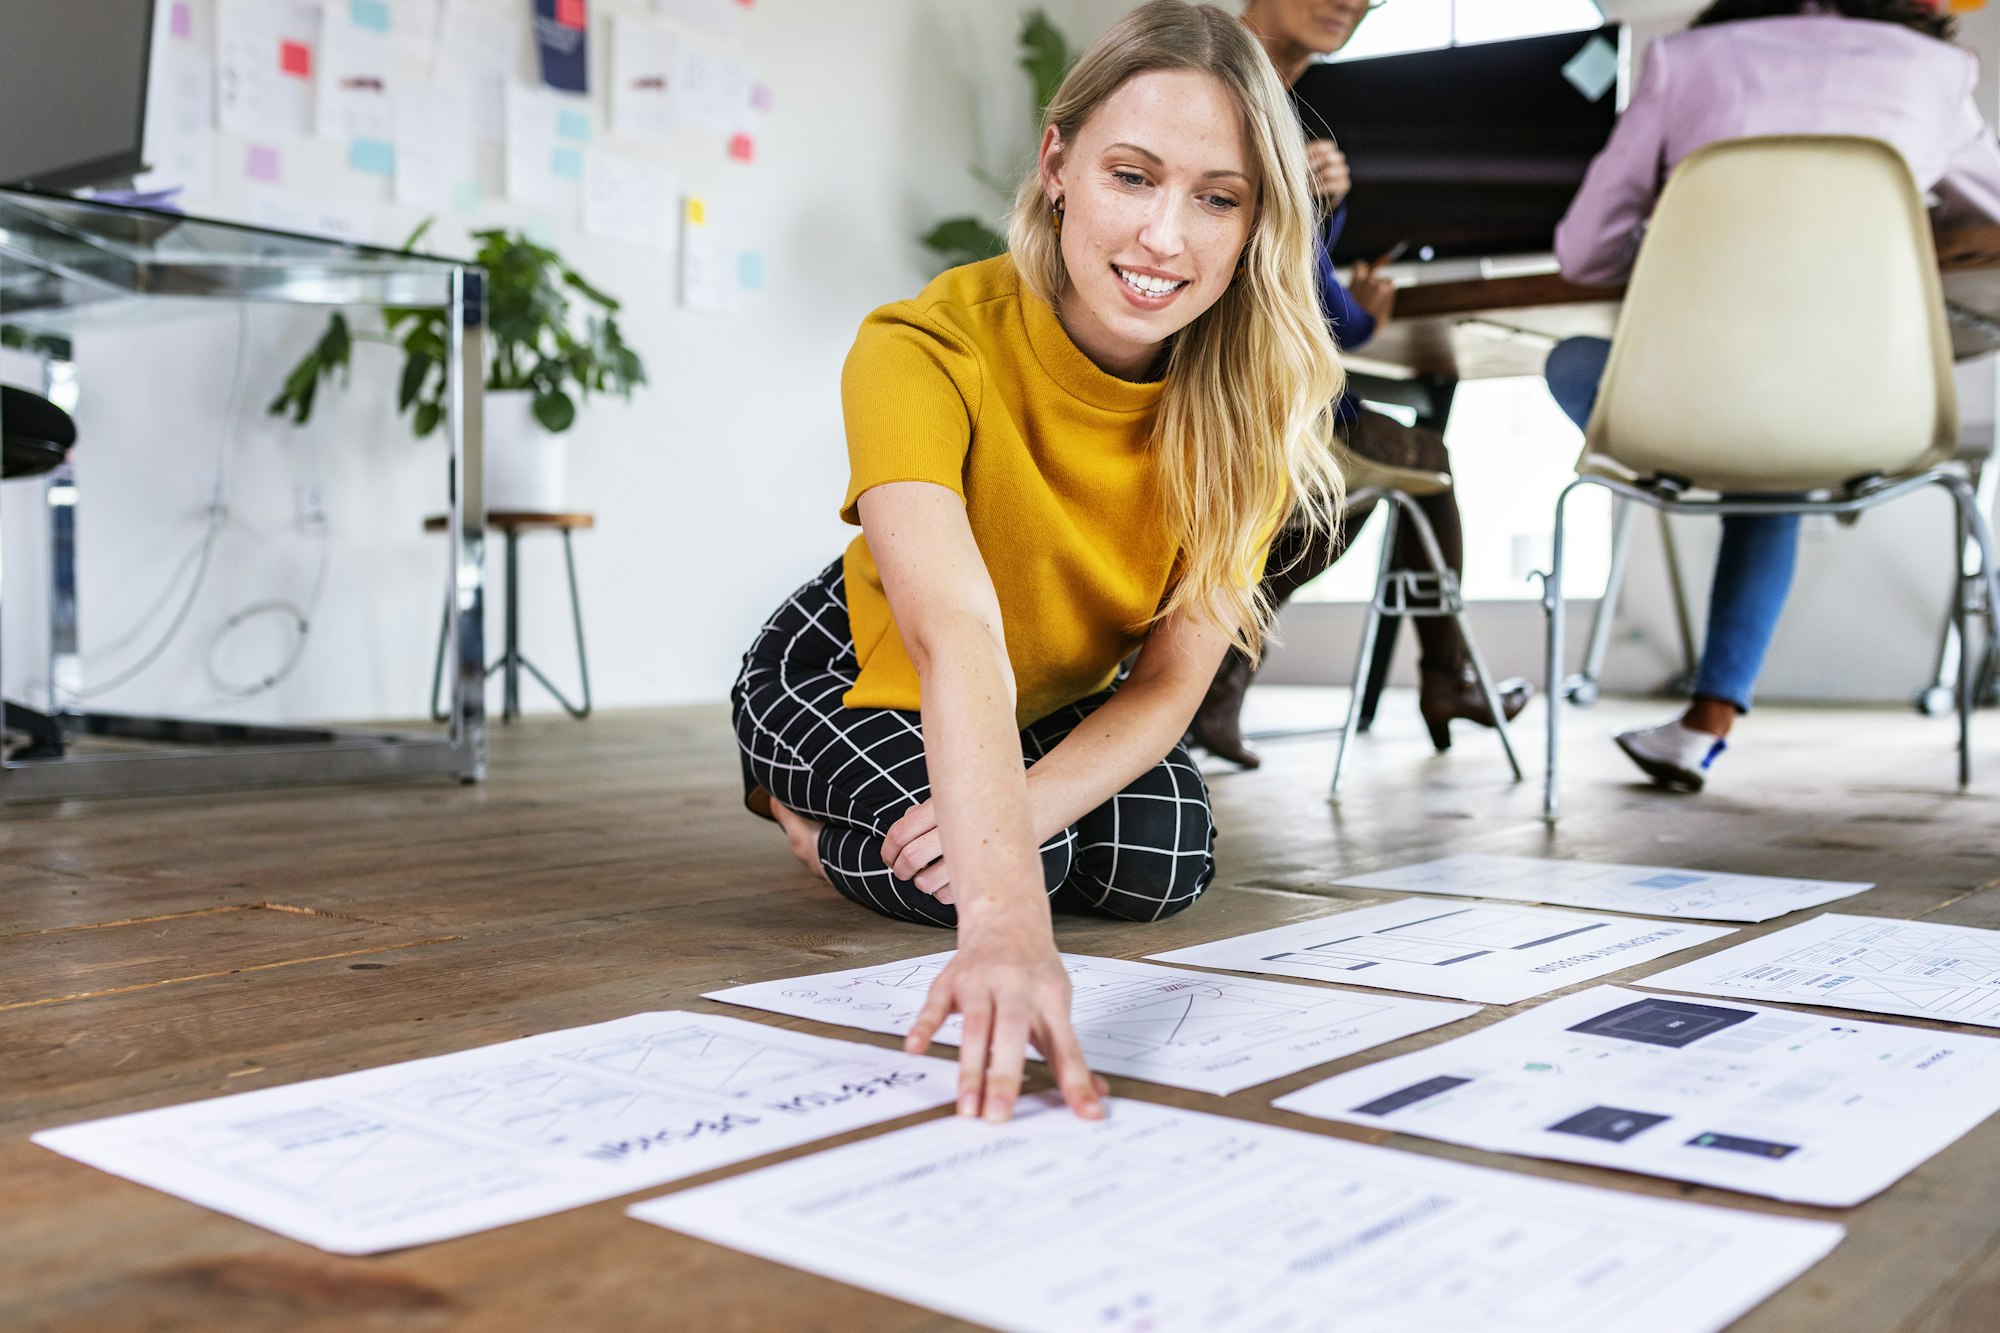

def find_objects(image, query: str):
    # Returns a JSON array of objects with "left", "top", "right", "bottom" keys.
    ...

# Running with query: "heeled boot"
[
  {"left": 1191, "top": 649, "right": 1261, "bottom": 769},
  {"left": 1418, "top": 668, "right": 1533, "bottom": 753}
]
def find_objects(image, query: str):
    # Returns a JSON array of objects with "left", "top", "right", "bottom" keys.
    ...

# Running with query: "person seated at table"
[
  {"left": 1543, "top": 0, "right": 2000, "bottom": 791},
  {"left": 732, "top": 1, "right": 1344, "bottom": 1123},
  {"left": 1191, "top": 0, "right": 1531, "bottom": 768}
]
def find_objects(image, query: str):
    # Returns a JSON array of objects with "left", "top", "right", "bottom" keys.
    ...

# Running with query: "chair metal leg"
[
  {"left": 502, "top": 530, "right": 522, "bottom": 722},
  {"left": 1540, "top": 482, "right": 1583, "bottom": 822},
  {"left": 1939, "top": 473, "right": 1999, "bottom": 789},
  {"left": 1567, "top": 495, "right": 1638, "bottom": 707},
  {"left": 429, "top": 599, "right": 452, "bottom": 724},
  {"left": 1657, "top": 509, "right": 1701, "bottom": 692},
  {"left": 1331, "top": 503, "right": 1401, "bottom": 797}
]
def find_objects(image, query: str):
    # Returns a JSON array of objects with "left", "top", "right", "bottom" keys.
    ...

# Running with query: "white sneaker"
[{"left": 1614, "top": 719, "right": 1726, "bottom": 792}]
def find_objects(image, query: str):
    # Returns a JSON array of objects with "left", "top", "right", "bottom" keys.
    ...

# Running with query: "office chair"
[
  {"left": 1537, "top": 135, "right": 2000, "bottom": 820},
  {"left": 1, "top": 384, "right": 76, "bottom": 759}
]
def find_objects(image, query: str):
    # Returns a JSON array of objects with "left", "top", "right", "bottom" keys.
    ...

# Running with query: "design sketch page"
[
  {"left": 1334, "top": 856, "right": 1871, "bottom": 922},
  {"left": 33, "top": 1013, "right": 956, "bottom": 1254},
  {"left": 1275, "top": 985, "right": 2000, "bottom": 1206},
  {"left": 1640, "top": 914, "right": 2000, "bottom": 1027},
  {"left": 1148, "top": 899, "right": 1733, "bottom": 1004},
  {"left": 708, "top": 952, "right": 1477, "bottom": 1096},
  {"left": 631, "top": 1093, "right": 1842, "bottom": 1333}
]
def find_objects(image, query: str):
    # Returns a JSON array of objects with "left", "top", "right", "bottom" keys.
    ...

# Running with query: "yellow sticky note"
[{"left": 685, "top": 197, "right": 707, "bottom": 226}]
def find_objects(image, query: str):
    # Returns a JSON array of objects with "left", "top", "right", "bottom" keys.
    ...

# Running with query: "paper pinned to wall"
[
  {"left": 393, "top": 0, "right": 445, "bottom": 64},
  {"left": 437, "top": 0, "right": 523, "bottom": 139},
  {"left": 583, "top": 151, "right": 674, "bottom": 251},
  {"left": 671, "top": 39, "right": 752, "bottom": 135},
  {"left": 245, "top": 188, "right": 372, "bottom": 243},
  {"left": 504, "top": 83, "right": 592, "bottom": 209},
  {"left": 217, "top": 0, "right": 323, "bottom": 141},
  {"left": 395, "top": 79, "right": 475, "bottom": 211},
  {"left": 680, "top": 193, "right": 739, "bottom": 313},
  {"left": 137, "top": 52, "right": 218, "bottom": 200},
  {"left": 317, "top": 3, "right": 395, "bottom": 144},
  {"left": 609, "top": 15, "right": 677, "bottom": 140}
]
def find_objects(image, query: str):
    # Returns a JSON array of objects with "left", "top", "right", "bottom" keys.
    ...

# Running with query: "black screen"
[
  {"left": 1293, "top": 25, "right": 1626, "bottom": 266},
  {"left": 0, "top": 0, "right": 158, "bottom": 190}
]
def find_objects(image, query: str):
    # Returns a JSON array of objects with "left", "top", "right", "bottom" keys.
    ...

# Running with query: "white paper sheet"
[
  {"left": 1333, "top": 855, "right": 1873, "bottom": 922},
  {"left": 394, "top": 79, "right": 474, "bottom": 210},
  {"left": 657, "top": 0, "right": 743, "bottom": 40},
  {"left": 632, "top": 1093, "right": 1842, "bottom": 1333},
  {"left": 217, "top": 0, "right": 322, "bottom": 141},
  {"left": 245, "top": 188, "right": 373, "bottom": 243},
  {"left": 583, "top": 151, "right": 675, "bottom": 250},
  {"left": 393, "top": 0, "right": 445, "bottom": 65},
  {"left": 34, "top": 1012, "right": 956, "bottom": 1254},
  {"left": 709, "top": 951, "right": 1478, "bottom": 1096},
  {"left": 137, "top": 51, "right": 217, "bottom": 199},
  {"left": 671, "top": 38, "right": 751, "bottom": 135},
  {"left": 436, "top": 0, "right": 521, "bottom": 139},
  {"left": 1149, "top": 898, "right": 1734, "bottom": 1004},
  {"left": 504, "top": 83, "right": 591, "bottom": 207},
  {"left": 1274, "top": 984, "right": 2000, "bottom": 1206},
  {"left": 610, "top": 15, "right": 678, "bottom": 140},
  {"left": 680, "top": 193, "right": 738, "bottom": 312},
  {"left": 1639, "top": 913, "right": 2000, "bottom": 1027},
  {"left": 316, "top": 4, "right": 395, "bottom": 143}
]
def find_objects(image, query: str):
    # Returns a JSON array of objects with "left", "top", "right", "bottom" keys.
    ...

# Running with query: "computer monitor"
[
  {"left": 0, "top": 0, "right": 158, "bottom": 191},
  {"left": 1293, "top": 25, "right": 1628, "bottom": 267}
]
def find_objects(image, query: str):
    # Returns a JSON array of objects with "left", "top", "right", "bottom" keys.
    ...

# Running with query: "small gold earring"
[{"left": 1050, "top": 197, "right": 1065, "bottom": 236}]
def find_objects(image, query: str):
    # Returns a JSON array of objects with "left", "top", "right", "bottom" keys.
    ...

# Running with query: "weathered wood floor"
[{"left": 4, "top": 689, "right": 1999, "bottom": 1332}]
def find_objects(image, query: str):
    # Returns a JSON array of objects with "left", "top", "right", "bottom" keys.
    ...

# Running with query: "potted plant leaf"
[{"left": 269, "top": 224, "right": 647, "bottom": 511}]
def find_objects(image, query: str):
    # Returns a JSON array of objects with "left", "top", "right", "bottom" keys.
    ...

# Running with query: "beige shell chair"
[
  {"left": 1330, "top": 452, "right": 1523, "bottom": 794},
  {"left": 1538, "top": 134, "right": 2000, "bottom": 820}
]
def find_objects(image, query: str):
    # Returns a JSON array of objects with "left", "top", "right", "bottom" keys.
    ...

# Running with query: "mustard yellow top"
[{"left": 839, "top": 256, "right": 1175, "bottom": 728}]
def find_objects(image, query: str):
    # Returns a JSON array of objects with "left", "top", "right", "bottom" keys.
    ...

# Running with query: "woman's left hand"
[{"left": 882, "top": 799, "right": 957, "bottom": 903}]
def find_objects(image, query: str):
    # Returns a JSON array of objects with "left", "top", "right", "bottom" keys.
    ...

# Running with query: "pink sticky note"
[
  {"left": 170, "top": 2, "right": 193, "bottom": 39},
  {"left": 279, "top": 40, "right": 312, "bottom": 78},
  {"left": 728, "top": 133, "right": 754, "bottom": 163},
  {"left": 751, "top": 83, "right": 773, "bottom": 112},
  {"left": 247, "top": 145, "right": 282, "bottom": 182}
]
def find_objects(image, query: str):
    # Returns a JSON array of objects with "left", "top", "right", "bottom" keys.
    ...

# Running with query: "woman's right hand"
[{"left": 904, "top": 910, "right": 1107, "bottom": 1123}]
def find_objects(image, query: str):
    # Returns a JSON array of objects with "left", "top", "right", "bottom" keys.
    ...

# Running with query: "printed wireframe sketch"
[{"left": 1331, "top": 855, "right": 1872, "bottom": 922}]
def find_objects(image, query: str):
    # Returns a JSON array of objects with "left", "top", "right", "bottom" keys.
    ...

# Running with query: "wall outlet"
[{"left": 295, "top": 480, "right": 328, "bottom": 532}]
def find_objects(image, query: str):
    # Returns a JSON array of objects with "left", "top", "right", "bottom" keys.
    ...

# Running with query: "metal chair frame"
[
  {"left": 1536, "top": 468, "right": 2000, "bottom": 821},
  {"left": 1330, "top": 485, "right": 1524, "bottom": 795},
  {"left": 431, "top": 525, "right": 592, "bottom": 723}
]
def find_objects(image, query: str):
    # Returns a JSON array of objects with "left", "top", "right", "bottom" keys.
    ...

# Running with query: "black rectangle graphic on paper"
[
  {"left": 1351, "top": 1075, "right": 1472, "bottom": 1117},
  {"left": 1686, "top": 1132, "right": 1799, "bottom": 1160},
  {"left": 1547, "top": 1105, "right": 1671, "bottom": 1143},
  {"left": 1566, "top": 998, "right": 1755, "bottom": 1049}
]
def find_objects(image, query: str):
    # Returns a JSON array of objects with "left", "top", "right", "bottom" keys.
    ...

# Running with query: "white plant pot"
[{"left": 482, "top": 389, "right": 569, "bottom": 513}]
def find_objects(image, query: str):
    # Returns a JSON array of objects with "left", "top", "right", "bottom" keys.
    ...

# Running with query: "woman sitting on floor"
[
  {"left": 1544, "top": 0, "right": 2000, "bottom": 791},
  {"left": 732, "top": 1, "right": 1343, "bottom": 1123}
]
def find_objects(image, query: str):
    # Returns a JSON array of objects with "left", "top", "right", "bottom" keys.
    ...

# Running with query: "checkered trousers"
[{"left": 731, "top": 560, "right": 1216, "bottom": 928}]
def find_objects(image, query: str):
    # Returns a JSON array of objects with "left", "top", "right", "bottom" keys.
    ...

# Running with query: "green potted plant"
[{"left": 269, "top": 224, "right": 646, "bottom": 511}]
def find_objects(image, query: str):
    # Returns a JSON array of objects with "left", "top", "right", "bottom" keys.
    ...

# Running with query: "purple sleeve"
[
  {"left": 1554, "top": 39, "right": 1672, "bottom": 285},
  {"left": 1317, "top": 204, "right": 1377, "bottom": 349},
  {"left": 1932, "top": 50, "right": 2000, "bottom": 229}
]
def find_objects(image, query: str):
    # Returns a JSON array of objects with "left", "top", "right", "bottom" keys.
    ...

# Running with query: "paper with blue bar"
[
  {"left": 1330, "top": 854, "right": 1871, "bottom": 922},
  {"left": 1273, "top": 984, "right": 2000, "bottom": 1206},
  {"left": 1150, "top": 898, "right": 1733, "bottom": 1004}
]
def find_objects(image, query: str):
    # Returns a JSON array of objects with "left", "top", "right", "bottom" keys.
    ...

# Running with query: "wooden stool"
[{"left": 426, "top": 511, "right": 595, "bottom": 723}]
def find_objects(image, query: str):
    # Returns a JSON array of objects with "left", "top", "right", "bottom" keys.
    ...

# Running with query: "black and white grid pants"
[{"left": 731, "top": 560, "right": 1216, "bottom": 928}]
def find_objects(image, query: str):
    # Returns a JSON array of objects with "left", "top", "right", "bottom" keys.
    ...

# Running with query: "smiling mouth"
[{"left": 1113, "top": 264, "right": 1188, "bottom": 299}]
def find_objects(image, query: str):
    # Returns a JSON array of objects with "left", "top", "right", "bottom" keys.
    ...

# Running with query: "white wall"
[{"left": 2, "top": 0, "right": 1079, "bottom": 724}]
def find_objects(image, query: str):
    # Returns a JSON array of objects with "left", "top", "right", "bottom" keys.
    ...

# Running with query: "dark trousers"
[{"left": 731, "top": 561, "right": 1217, "bottom": 928}]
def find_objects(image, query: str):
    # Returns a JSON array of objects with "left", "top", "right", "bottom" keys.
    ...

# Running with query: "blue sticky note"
[
  {"left": 557, "top": 109, "right": 592, "bottom": 142},
  {"left": 551, "top": 146, "right": 585, "bottom": 180},
  {"left": 737, "top": 251, "right": 764, "bottom": 292},
  {"left": 350, "top": 138, "right": 394, "bottom": 177},
  {"left": 350, "top": 0, "right": 390, "bottom": 32}
]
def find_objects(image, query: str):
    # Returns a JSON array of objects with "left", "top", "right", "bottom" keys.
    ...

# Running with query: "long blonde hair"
[{"left": 1007, "top": 0, "right": 1344, "bottom": 661}]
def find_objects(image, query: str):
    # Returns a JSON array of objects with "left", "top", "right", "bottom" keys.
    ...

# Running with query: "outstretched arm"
[
  {"left": 857, "top": 481, "right": 1103, "bottom": 1124},
  {"left": 881, "top": 602, "right": 1234, "bottom": 900}
]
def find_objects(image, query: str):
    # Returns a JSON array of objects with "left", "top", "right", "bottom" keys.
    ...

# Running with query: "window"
[{"left": 1333, "top": 0, "right": 1605, "bottom": 63}]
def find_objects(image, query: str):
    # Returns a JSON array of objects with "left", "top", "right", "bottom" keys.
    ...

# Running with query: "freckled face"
[{"left": 1041, "top": 69, "right": 1260, "bottom": 380}]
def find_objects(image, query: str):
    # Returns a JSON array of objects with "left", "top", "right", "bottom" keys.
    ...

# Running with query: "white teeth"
[{"left": 1115, "top": 265, "right": 1186, "bottom": 298}]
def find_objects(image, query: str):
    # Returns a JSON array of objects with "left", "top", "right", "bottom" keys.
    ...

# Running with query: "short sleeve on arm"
[{"left": 838, "top": 304, "right": 981, "bottom": 525}]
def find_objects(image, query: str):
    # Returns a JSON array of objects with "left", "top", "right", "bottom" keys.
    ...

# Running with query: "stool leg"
[
  {"left": 560, "top": 529, "right": 592, "bottom": 718},
  {"left": 503, "top": 529, "right": 521, "bottom": 723}
]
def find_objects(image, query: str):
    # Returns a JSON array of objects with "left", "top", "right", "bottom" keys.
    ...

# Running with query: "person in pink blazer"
[{"left": 1544, "top": 0, "right": 2000, "bottom": 792}]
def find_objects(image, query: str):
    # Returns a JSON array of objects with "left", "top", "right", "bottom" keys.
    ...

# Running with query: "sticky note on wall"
[
  {"left": 280, "top": 40, "right": 312, "bottom": 78},
  {"left": 246, "top": 144, "right": 282, "bottom": 182}
]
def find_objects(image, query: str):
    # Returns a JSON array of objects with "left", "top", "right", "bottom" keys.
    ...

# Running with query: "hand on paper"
[
  {"left": 1304, "top": 138, "right": 1351, "bottom": 205},
  {"left": 904, "top": 915, "right": 1108, "bottom": 1124}
]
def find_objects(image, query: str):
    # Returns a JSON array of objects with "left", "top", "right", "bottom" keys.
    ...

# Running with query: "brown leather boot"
[
  {"left": 1418, "top": 669, "right": 1532, "bottom": 753},
  {"left": 1191, "top": 650, "right": 1261, "bottom": 768}
]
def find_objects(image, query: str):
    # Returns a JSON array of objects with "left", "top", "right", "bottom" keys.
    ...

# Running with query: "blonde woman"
[{"left": 732, "top": 0, "right": 1342, "bottom": 1124}]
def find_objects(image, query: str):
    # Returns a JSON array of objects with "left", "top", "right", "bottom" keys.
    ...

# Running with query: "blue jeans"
[{"left": 1545, "top": 336, "right": 1800, "bottom": 713}]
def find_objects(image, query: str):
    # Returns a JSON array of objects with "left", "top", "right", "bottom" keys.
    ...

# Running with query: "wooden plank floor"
[{"left": 4, "top": 688, "right": 1999, "bottom": 1332}]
